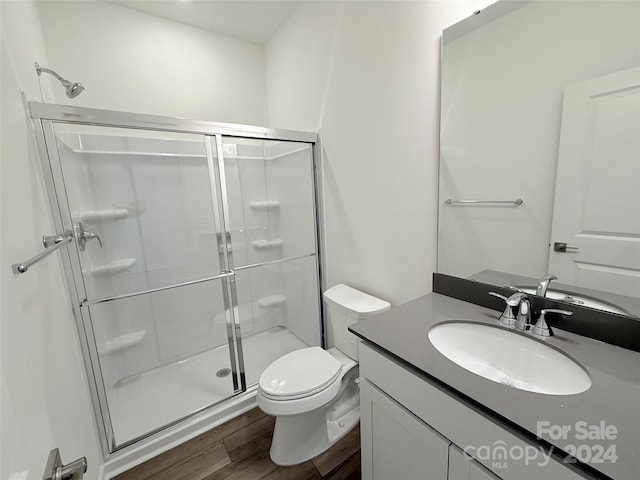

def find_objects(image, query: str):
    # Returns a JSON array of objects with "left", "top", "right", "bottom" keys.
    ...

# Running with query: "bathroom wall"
[
  {"left": 1, "top": 0, "right": 489, "bottom": 477},
  {"left": 0, "top": 2, "right": 102, "bottom": 478},
  {"left": 37, "top": 0, "right": 268, "bottom": 125},
  {"left": 438, "top": 0, "right": 640, "bottom": 280},
  {"left": 265, "top": 0, "right": 489, "bottom": 307}
]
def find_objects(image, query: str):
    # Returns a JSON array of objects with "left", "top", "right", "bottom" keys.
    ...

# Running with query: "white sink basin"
[{"left": 428, "top": 322, "right": 591, "bottom": 395}]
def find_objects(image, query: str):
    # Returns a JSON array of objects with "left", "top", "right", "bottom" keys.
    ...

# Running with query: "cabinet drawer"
[{"left": 359, "top": 342, "right": 591, "bottom": 480}]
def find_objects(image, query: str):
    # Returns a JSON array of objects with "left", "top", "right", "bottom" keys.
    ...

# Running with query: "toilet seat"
[{"left": 259, "top": 347, "right": 343, "bottom": 401}]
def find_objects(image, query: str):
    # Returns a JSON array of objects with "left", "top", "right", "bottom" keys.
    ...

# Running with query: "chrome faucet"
[
  {"left": 75, "top": 222, "right": 103, "bottom": 251},
  {"left": 489, "top": 289, "right": 574, "bottom": 338},
  {"left": 536, "top": 274, "right": 558, "bottom": 297}
]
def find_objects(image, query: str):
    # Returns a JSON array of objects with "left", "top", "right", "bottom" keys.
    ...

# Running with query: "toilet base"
[
  {"left": 269, "top": 405, "right": 360, "bottom": 466},
  {"left": 268, "top": 368, "right": 361, "bottom": 466}
]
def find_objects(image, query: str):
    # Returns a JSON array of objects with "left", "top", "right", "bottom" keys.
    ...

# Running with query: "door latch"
[
  {"left": 553, "top": 242, "right": 579, "bottom": 253},
  {"left": 42, "top": 448, "right": 87, "bottom": 480}
]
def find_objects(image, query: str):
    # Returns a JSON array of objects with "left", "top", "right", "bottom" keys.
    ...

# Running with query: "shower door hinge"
[{"left": 42, "top": 448, "right": 87, "bottom": 480}]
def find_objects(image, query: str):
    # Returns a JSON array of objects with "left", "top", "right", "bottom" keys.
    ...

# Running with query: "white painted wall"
[
  {"left": 265, "top": 0, "right": 486, "bottom": 307},
  {"left": 37, "top": 0, "right": 268, "bottom": 125},
  {"left": 0, "top": 2, "right": 103, "bottom": 478},
  {"left": 437, "top": 0, "right": 640, "bottom": 280},
  {"left": 1, "top": 0, "right": 493, "bottom": 475}
]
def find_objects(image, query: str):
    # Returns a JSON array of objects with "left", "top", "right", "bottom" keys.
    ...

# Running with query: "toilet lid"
[{"left": 259, "top": 347, "right": 343, "bottom": 399}]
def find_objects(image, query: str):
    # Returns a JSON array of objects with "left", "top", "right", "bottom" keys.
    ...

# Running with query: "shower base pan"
[{"left": 107, "top": 326, "right": 307, "bottom": 445}]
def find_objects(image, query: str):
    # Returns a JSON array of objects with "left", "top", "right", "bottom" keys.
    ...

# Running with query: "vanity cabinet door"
[
  {"left": 449, "top": 445, "right": 502, "bottom": 480},
  {"left": 360, "top": 379, "right": 450, "bottom": 480}
]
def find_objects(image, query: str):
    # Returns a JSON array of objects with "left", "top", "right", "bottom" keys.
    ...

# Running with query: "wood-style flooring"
[{"left": 113, "top": 407, "right": 361, "bottom": 480}]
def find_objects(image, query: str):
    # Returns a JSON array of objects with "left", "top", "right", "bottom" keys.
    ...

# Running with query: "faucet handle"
[
  {"left": 488, "top": 290, "right": 527, "bottom": 305},
  {"left": 531, "top": 308, "right": 573, "bottom": 337},
  {"left": 488, "top": 291, "right": 507, "bottom": 301},
  {"left": 488, "top": 292, "right": 517, "bottom": 327},
  {"left": 504, "top": 285, "right": 525, "bottom": 293},
  {"left": 506, "top": 291, "right": 528, "bottom": 306},
  {"left": 75, "top": 222, "right": 103, "bottom": 251}
]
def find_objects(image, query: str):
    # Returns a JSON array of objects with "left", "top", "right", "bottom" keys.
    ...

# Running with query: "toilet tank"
[{"left": 323, "top": 284, "right": 390, "bottom": 360}]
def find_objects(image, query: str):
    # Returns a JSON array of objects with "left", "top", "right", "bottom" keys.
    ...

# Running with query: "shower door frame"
[{"left": 28, "top": 101, "right": 326, "bottom": 456}]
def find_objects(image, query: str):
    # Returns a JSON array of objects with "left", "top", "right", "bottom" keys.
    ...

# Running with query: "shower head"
[{"left": 35, "top": 62, "right": 85, "bottom": 99}]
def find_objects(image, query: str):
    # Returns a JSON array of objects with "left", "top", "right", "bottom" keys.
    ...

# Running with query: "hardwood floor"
[{"left": 113, "top": 407, "right": 361, "bottom": 480}]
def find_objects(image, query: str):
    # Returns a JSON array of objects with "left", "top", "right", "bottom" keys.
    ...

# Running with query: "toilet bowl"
[{"left": 256, "top": 284, "right": 390, "bottom": 466}]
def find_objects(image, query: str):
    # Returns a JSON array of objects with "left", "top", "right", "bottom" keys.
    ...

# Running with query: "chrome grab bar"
[
  {"left": 444, "top": 197, "right": 524, "bottom": 206},
  {"left": 12, "top": 234, "right": 73, "bottom": 274}
]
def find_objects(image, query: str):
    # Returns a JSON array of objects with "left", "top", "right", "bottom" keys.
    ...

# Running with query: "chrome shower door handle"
[{"left": 75, "top": 222, "right": 103, "bottom": 251}]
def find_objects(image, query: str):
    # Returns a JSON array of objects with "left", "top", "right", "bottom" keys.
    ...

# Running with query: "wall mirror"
[{"left": 437, "top": 0, "right": 640, "bottom": 318}]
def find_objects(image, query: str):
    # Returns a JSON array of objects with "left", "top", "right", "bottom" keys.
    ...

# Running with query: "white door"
[{"left": 548, "top": 67, "right": 640, "bottom": 298}]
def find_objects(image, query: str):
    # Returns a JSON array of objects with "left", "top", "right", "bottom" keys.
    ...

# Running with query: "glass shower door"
[
  {"left": 44, "top": 123, "right": 239, "bottom": 447},
  {"left": 220, "top": 136, "right": 322, "bottom": 387}
]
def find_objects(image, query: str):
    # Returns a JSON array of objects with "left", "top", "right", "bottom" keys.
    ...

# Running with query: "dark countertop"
[{"left": 349, "top": 292, "right": 640, "bottom": 480}]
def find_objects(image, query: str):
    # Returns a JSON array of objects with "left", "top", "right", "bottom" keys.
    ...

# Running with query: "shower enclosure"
[{"left": 29, "top": 102, "right": 323, "bottom": 452}]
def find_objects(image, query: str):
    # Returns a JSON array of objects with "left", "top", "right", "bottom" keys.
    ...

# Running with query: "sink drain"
[{"left": 216, "top": 368, "right": 231, "bottom": 378}]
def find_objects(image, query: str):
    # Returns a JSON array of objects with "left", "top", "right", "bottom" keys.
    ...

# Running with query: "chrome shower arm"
[
  {"left": 35, "top": 62, "right": 84, "bottom": 98},
  {"left": 35, "top": 62, "right": 66, "bottom": 83}
]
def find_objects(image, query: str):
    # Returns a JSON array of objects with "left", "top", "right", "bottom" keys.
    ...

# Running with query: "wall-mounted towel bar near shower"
[
  {"left": 444, "top": 197, "right": 524, "bottom": 206},
  {"left": 12, "top": 233, "right": 73, "bottom": 274}
]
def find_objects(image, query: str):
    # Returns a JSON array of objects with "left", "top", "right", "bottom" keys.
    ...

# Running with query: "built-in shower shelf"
[
  {"left": 248, "top": 201, "right": 281, "bottom": 210},
  {"left": 257, "top": 295, "right": 286, "bottom": 308},
  {"left": 101, "top": 330, "right": 147, "bottom": 355},
  {"left": 70, "top": 149, "right": 206, "bottom": 159},
  {"left": 252, "top": 239, "right": 283, "bottom": 250},
  {"left": 74, "top": 208, "right": 130, "bottom": 222},
  {"left": 85, "top": 258, "right": 136, "bottom": 275}
]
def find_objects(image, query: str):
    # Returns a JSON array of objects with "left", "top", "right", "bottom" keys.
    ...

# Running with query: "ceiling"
[{"left": 111, "top": 1, "right": 301, "bottom": 44}]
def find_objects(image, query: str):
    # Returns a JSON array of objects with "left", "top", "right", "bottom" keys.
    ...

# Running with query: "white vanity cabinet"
[
  {"left": 360, "top": 378, "right": 450, "bottom": 479},
  {"left": 360, "top": 378, "right": 497, "bottom": 480},
  {"left": 358, "top": 342, "right": 593, "bottom": 480},
  {"left": 449, "top": 446, "right": 500, "bottom": 480}
]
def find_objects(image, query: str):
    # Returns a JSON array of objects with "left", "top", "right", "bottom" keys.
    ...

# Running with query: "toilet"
[{"left": 256, "top": 284, "right": 390, "bottom": 466}]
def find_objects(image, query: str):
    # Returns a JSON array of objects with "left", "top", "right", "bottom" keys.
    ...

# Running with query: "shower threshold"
[{"left": 107, "top": 326, "right": 307, "bottom": 446}]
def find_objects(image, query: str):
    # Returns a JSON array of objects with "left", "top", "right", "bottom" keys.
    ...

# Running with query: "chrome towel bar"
[
  {"left": 444, "top": 197, "right": 524, "bottom": 206},
  {"left": 12, "top": 234, "right": 73, "bottom": 274}
]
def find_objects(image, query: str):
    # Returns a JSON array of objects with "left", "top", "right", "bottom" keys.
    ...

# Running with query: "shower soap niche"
[
  {"left": 101, "top": 330, "right": 146, "bottom": 355},
  {"left": 248, "top": 200, "right": 280, "bottom": 210},
  {"left": 85, "top": 258, "right": 136, "bottom": 275},
  {"left": 252, "top": 239, "right": 283, "bottom": 250}
]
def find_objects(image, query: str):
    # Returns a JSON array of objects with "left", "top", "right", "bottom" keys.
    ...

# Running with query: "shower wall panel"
[
  {"left": 54, "top": 126, "right": 222, "bottom": 300},
  {"left": 263, "top": 142, "right": 317, "bottom": 261},
  {"left": 223, "top": 138, "right": 317, "bottom": 268}
]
